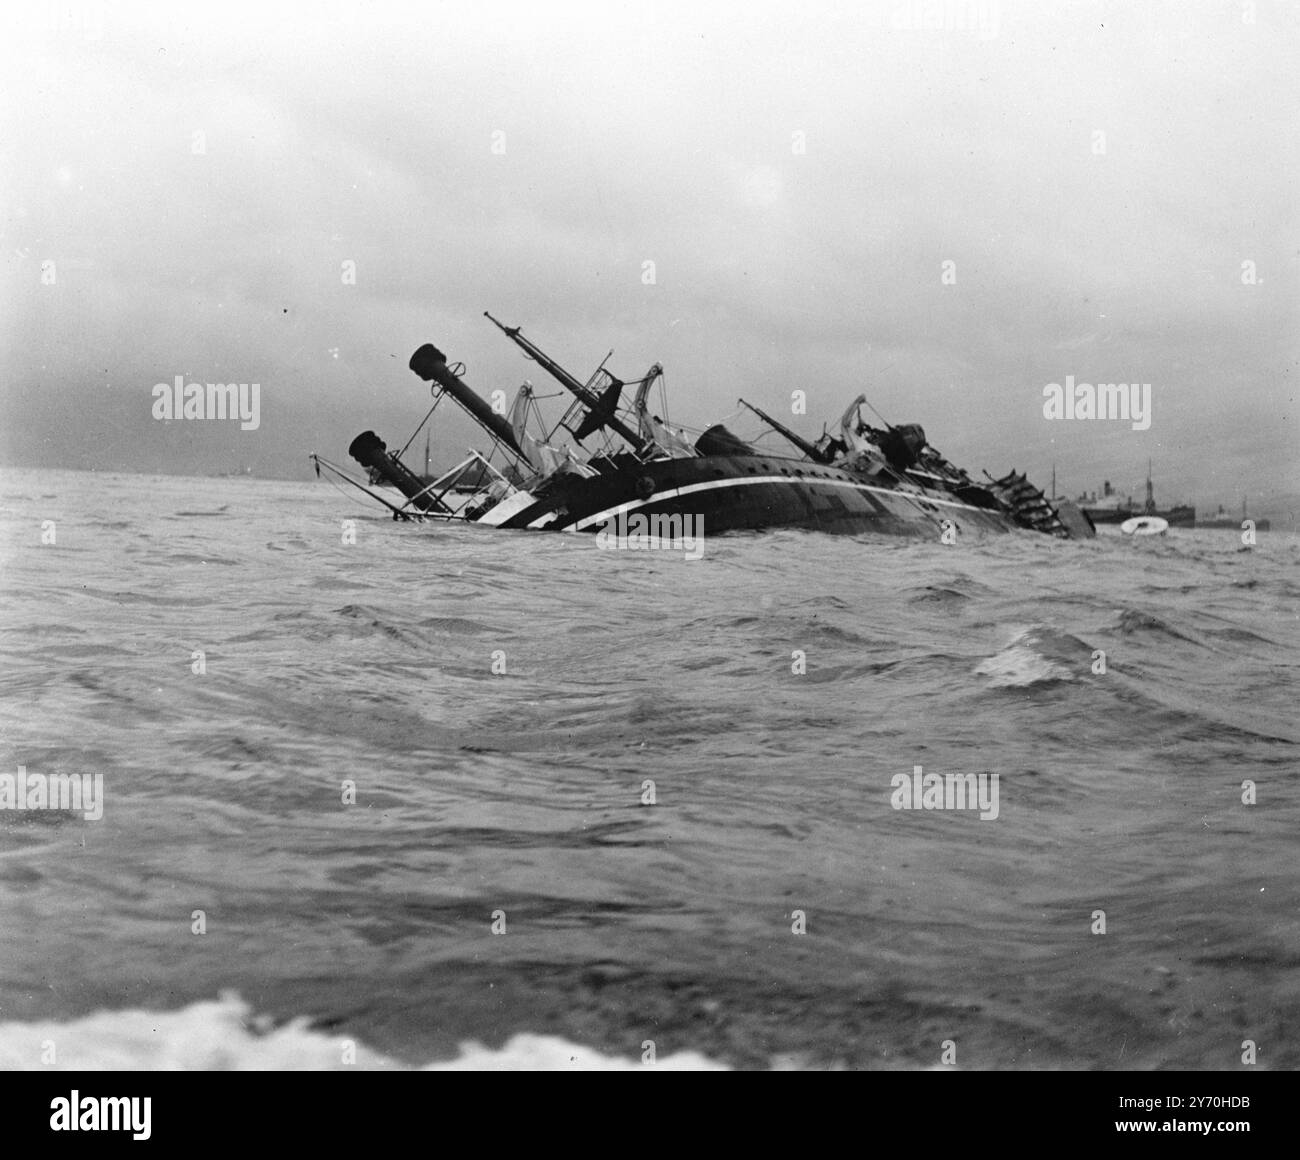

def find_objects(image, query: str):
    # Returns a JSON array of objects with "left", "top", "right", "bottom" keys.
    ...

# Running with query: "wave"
[
  {"left": 975, "top": 626, "right": 1095, "bottom": 687},
  {"left": 0, "top": 994, "right": 728, "bottom": 1071}
]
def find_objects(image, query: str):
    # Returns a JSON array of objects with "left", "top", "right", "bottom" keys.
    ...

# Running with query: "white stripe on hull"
[
  {"left": 549, "top": 474, "right": 994, "bottom": 533},
  {"left": 477, "top": 489, "right": 539, "bottom": 526}
]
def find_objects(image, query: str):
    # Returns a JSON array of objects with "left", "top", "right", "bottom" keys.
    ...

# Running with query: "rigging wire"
[
  {"left": 315, "top": 458, "right": 425, "bottom": 520},
  {"left": 321, "top": 471, "right": 400, "bottom": 516},
  {"left": 396, "top": 393, "right": 443, "bottom": 460}
]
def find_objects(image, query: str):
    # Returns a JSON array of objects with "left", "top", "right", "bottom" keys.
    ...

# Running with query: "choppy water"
[{"left": 1, "top": 468, "right": 1296, "bottom": 1070}]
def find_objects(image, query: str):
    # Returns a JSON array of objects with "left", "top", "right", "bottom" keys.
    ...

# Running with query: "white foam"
[
  {"left": 975, "top": 628, "right": 1079, "bottom": 687},
  {"left": 975, "top": 643, "right": 1074, "bottom": 687},
  {"left": 0, "top": 994, "right": 729, "bottom": 1071}
]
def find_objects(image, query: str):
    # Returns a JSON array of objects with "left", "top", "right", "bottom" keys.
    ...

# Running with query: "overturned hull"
[
  {"left": 490, "top": 453, "right": 1014, "bottom": 537},
  {"left": 311, "top": 314, "right": 1091, "bottom": 542}
]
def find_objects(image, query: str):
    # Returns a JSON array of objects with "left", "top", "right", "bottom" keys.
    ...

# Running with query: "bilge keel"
[{"left": 310, "top": 314, "right": 1094, "bottom": 541}]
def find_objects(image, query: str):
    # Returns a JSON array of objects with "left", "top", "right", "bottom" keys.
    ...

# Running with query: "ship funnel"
[
  {"left": 410, "top": 343, "right": 527, "bottom": 458},
  {"left": 348, "top": 430, "right": 445, "bottom": 513}
]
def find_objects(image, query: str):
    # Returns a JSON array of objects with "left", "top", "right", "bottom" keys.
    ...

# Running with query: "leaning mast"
[{"left": 483, "top": 312, "right": 650, "bottom": 453}]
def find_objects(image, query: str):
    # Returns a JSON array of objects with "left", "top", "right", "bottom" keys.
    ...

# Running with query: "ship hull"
[
  {"left": 319, "top": 324, "right": 1091, "bottom": 540},
  {"left": 1198, "top": 517, "right": 1270, "bottom": 531},
  {"left": 495, "top": 454, "right": 1019, "bottom": 537}
]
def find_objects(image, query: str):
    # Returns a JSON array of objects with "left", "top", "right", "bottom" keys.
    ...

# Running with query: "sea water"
[{"left": 0, "top": 468, "right": 1296, "bottom": 1069}]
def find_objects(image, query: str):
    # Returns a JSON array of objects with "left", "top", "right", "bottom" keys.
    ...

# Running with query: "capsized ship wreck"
[{"left": 311, "top": 314, "right": 1094, "bottom": 541}]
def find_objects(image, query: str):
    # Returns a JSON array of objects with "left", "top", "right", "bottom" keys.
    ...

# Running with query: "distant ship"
[
  {"left": 1198, "top": 497, "right": 1270, "bottom": 532},
  {"left": 1076, "top": 462, "right": 1195, "bottom": 527}
]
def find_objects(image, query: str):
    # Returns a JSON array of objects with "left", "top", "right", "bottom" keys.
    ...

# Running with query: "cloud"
[{"left": 1, "top": 0, "right": 1295, "bottom": 506}]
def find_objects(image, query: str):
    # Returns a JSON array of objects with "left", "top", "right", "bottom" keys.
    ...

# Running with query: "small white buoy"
[{"left": 1120, "top": 516, "right": 1169, "bottom": 536}]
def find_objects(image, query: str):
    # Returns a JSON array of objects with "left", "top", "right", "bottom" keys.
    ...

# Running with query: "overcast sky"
[{"left": 2, "top": 0, "right": 1295, "bottom": 510}]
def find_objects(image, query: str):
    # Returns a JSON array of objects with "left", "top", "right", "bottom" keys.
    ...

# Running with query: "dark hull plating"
[
  {"left": 318, "top": 322, "right": 1088, "bottom": 541},
  {"left": 500, "top": 454, "right": 1018, "bottom": 537}
]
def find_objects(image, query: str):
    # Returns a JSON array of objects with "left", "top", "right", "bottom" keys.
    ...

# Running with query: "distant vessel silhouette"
[
  {"left": 1198, "top": 497, "right": 1270, "bottom": 531},
  {"left": 1077, "top": 461, "right": 1195, "bottom": 528}
]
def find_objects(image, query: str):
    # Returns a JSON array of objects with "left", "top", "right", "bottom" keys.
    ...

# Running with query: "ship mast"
[
  {"left": 484, "top": 312, "right": 651, "bottom": 454},
  {"left": 738, "top": 398, "right": 833, "bottom": 463}
]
